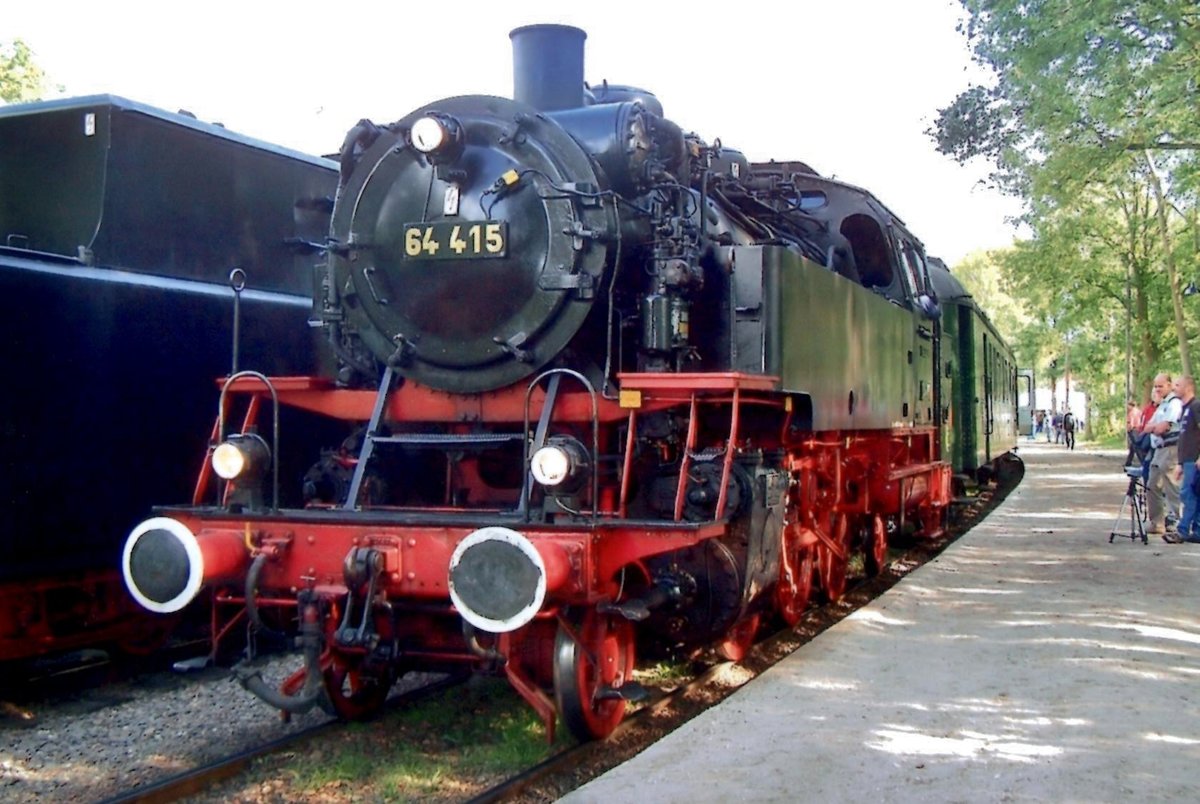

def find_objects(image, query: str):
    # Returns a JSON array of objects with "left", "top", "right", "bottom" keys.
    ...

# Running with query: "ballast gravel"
[{"left": 0, "top": 654, "right": 435, "bottom": 803}]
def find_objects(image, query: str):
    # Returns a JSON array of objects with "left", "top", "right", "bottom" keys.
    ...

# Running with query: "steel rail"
[{"left": 96, "top": 673, "right": 468, "bottom": 804}]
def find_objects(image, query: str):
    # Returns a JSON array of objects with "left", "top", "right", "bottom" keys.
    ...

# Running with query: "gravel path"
[{"left": 0, "top": 655, "right": 433, "bottom": 803}]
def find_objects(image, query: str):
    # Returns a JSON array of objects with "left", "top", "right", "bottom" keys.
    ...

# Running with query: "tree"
[
  {"left": 931, "top": 0, "right": 1200, "bottom": 430},
  {"left": 1, "top": 39, "right": 51, "bottom": 104}
]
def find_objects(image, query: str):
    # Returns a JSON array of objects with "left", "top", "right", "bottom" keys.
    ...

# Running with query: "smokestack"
[{"left": 509, "top": 24, "right": 587, "bottom": 111}]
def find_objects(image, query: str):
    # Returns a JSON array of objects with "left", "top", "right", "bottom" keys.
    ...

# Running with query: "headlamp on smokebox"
[
  {"left": 212, "top": 432, "right": 271, "bottom": 510},
  {"left": 408, "top": 113, "right": 465, "bottom": 162}
]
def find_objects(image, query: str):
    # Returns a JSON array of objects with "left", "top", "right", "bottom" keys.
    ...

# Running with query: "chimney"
[{"left": 510, "top": 24, "right": 587, "bottom": 112}]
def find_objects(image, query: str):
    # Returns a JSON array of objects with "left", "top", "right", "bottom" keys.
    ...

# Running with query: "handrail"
[
  {"left": 216, "top": 371, "right": 281, "bottom": 511},
  {"left": 522, "top": 368, "right": 600, "bottom": 523}
]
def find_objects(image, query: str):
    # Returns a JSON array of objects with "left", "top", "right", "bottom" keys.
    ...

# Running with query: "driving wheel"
[
  {"left": 817, "top": 512, "right": 850, "bottom": 602},
  {"left": 777, "top": 525, "right": 815, "bottom": 626},
  {"left": 553, "top": 608, "right": 635, "bottom": 741},
  {"left": 865, "top": 514, "right": 888, "bottom": 576}
]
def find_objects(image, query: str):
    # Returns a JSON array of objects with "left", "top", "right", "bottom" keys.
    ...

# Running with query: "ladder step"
[{"left": 368, "top": 432, "right": 524, "bottom": 448}]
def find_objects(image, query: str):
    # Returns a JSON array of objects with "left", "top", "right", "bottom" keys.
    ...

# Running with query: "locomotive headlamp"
[
  {"left": 212, "top": 433, "right": 272, "bottom": 511},
  {"left": 410, "top": 117, "right": 446, "bottom": 153},
  {"left": 530, "top": 436, "right": 590, "bottom": 489},
  {"left": 212, "top": 433, "right": 271, "bottom": 482},
  {"left": 530, "top": 445, "right": 570, "bottom": 486},
  {"left": 409, "top": 114, "right": 463, "bottom": 157}
]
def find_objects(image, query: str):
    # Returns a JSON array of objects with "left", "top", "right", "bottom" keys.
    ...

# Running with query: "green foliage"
[
  {"left": 0, "top": 39, "right": 50, "bottom": 104},
  {"left": 952, "top": 250, "right": 1029, "bottom": 346},
  {"left": 932, "top": 1, "right": 1200, "bottom": 432}
]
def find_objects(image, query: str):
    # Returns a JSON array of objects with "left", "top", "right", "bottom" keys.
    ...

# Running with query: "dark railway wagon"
[
  {"left": 120, "top": 26, "right": 1022, "bottom": 742},
  {"left": 927, "top": 257, "right": 1020, "bottom": 481},
  {"left": 0, "top": 96, "right": 336, "bottom": 663}
]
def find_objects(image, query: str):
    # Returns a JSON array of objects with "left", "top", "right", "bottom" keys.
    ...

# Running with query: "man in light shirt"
[{"left": 1144, "top": 373, "right": 1183, "bottom": 535}]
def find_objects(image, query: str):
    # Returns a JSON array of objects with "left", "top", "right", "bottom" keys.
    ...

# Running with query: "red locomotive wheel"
[
  {"left": 817, "top": 513, "right": 850, "bottom": 602},
  {"left": 717, "top": 612, "right": 761, "bottom": 662},
  {"left": 554, "top": 608, "right": 635, "bottom": 741},
  {"left": 866, "top": 514, "right": 889, "bottom": 577},
  {"left": 776, "top": 530, "right": 815, "bottom": 626},
  {"left": 320, "top": 654, "right": 394, "bottom": 720}
]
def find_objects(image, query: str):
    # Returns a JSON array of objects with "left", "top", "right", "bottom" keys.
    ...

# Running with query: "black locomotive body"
[
  {"left": 0, "top": 96, "right": 336, "bottom": 663},
  {"left": 120, "top": 26, "right": 1021, "bottom": 741}
]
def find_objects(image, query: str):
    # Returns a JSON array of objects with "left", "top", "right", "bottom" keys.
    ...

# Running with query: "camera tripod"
[{"left": 1110, "top": 466, "right": 1149, "bottom": 544}]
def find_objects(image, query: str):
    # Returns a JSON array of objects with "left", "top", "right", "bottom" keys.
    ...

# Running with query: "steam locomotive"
[
  {"left": 120, "top": 25, "right": 1020, "bottom": 741},
  {"left": 0, "top": 96, "right": 335, "bottom": 667}
]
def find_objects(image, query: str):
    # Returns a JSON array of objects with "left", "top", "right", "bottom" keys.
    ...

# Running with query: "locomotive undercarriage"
[{"left": 125, "top": 372, "right": 950, "bottom": 741}]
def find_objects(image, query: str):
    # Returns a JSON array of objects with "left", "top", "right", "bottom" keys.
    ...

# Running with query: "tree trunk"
[{"left": 1145, "top": 150, "right": 1191, "bottom": 376}]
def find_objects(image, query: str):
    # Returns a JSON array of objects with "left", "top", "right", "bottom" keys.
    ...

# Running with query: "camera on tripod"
[
  {"left": 1127, "top": 430, "right": 1154, "bottom": 467},
  {"left": 1111, "top": 463, "right": 1149, "bottom": 544}
]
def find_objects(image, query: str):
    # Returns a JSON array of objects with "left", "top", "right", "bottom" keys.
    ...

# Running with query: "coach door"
[
  {"left": 1017, "top": 368, "right": 1034, "bottom": 438},
  {"left": 983, "top": 335, "right": 995, "bottom": 459}
]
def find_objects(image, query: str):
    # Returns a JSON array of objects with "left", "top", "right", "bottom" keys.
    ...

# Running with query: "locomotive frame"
[{"left": 120, "top": 25, "right": 1020, "bottom": 741}]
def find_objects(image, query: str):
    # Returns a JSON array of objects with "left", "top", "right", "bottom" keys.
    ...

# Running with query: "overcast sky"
[{"left": 7, "top": 0, "right": 1025, "bottom": 264}]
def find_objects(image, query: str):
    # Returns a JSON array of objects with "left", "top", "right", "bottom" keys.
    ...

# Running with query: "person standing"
[
  {"left": 1138, "top": 392, "right": 1160, "bottom": 480},
  {"left": 1168, "top": 376, "right": 1200, "bottom": 543},
  {"left": 1127, "top": 401, "right": 1145, "bottom": 436},
  {"left": 1062, "top": 409, "right": 1076, "bottom": 450},
  {"left": 1145, "top": 373, "right": 1183, "bottom": 536},
  {"left": 1141, "top": 395, "right": 1159, "bottom": 431},
  {"left": 1125, "top": 401, "right": 1145, "bottom": 466}
]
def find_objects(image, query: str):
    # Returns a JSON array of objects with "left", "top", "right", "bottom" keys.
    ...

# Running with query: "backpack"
[{"left": 1161, "top": 394, "right": 1182, "bottom": 446}]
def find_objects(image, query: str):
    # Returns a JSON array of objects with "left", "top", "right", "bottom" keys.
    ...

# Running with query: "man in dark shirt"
[{"left": 1168, "top": 376, "right": 1200, "bottom": 543}]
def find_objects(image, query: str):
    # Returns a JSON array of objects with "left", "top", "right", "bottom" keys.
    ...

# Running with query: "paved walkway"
[{"left": 565, "top": 444, "right": 1200, "bottom": 802}]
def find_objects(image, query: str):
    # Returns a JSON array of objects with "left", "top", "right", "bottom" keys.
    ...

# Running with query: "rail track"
[{"left": 95, "top": 674, "right": 468, "bottom": 804}]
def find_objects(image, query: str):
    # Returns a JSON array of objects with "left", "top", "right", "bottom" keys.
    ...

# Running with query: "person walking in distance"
[
  {"left": 1062, "top": 409, "right": 1077, "bottom": 450},
  {"left": 1145, "top": 373, "right": 1183, "bottom": 536},
  {"left": 1167, "top": 377, "right": 1200, "bottom": 543}
]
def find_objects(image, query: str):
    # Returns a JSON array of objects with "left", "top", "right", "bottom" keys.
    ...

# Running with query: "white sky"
[{"left": 7, "top": 0, "right": 1024, "bottom": 265}]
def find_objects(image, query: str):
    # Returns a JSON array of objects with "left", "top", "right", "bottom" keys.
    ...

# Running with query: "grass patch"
[
  {"left": 281, "top": 678, "right": 559, "bottom": 801},
  {"left": 1089, "top": 433, "right": 1127, "bottom": 449},
  {"left": 635, "top": 658, "right": 693, "bottom": 687}
]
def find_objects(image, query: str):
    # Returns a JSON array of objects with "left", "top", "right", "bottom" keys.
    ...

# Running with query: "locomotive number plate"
[{"left": 402, "top": 221, "right": 507, "bottom": 259}]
